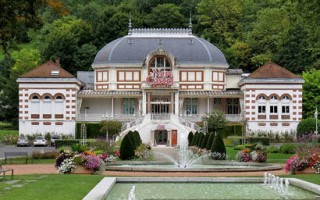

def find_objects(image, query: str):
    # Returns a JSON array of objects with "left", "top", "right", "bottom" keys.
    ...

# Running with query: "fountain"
[
  {"left": 263, "top": 172, "right": 290, "bottom": 197},
  {"left": 83, "top": 177, "right": 320, "bottom": 200},
  {"left": 105, "top": 131, "right": 281, "bottom": 172}
]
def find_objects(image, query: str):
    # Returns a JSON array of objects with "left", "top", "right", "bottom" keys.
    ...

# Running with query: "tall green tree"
[
  {"left": 0, "top": 48, "right": 40, "bottom": 122},
  {"left": 203, "top": 111, "right": 227, "bottom": 134},
  {"left": 34, "top": 16, "right": 95, "bottom": 74},
  {"left": 145, "top": 4, "right": 186, "bottom": 28},
  {"left": 302, "top": 69, "right": 320, "bottom": 118}
]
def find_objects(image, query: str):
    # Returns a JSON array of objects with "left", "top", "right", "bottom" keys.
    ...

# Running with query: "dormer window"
[
  {"left": 149, "top": 56, "right": 171, "bottom": 73},
  {"left": 51, "top": 70, "right": 59, "bottom": 76}
]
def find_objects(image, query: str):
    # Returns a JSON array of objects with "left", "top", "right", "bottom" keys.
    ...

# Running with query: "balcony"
[
  {"left": 76, "top": 114, "right": 139, "bottom": 122},
  {"left": 150, "top": 114, "right": 171, "bottom": 121},
  {"left": 180, "top": 114, "right": 242, "bottom": 122}
]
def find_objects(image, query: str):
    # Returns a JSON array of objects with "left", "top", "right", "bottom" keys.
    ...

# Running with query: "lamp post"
[{"left": 315, "top": 108, "right": 318, "bottom": 135}]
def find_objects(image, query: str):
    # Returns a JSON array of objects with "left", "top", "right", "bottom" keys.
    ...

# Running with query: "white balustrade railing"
[
  {"left": 180, "top": 114, "right": 242, "bottom": 122},
  {"left": 77, "top": 113, "right": 139, "bottom": 122}
]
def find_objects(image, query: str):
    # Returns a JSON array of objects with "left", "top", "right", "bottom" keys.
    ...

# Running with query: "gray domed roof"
[{"left": 93, "top": 28, "right": 228, "bottom": 67}]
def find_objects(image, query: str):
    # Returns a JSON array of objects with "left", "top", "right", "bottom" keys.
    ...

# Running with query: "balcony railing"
[
  {"left": 76, "top": 114, "right": 139, "bottom": 122},
  {"left": 180, "top": 114, "right": 242, "bottom": 122}
]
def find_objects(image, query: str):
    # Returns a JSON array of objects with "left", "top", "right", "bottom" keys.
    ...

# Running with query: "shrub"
[
  {"left": 227, "top": 136, "right": 243, "bottom": 146},
  {"left": 119, "top": 132, "right": 135, "bottom": 160},
  {"left": 187, "top": 132, "right": 193, "bottom": 146},
  {"left": 191, "top": 132, "right": 199, "bottom": 146},
  {"left": 267, "top": 146, "right": 280, "bottom": 153},
  {"left": 135, "top": 143, "right": 153, "bottom": 160},
  {"left": 0, "top": 122, "right": 15, "bottom": 130},
  {"left": 285, "top": 155, "right": 309, "bottom": 174},
  {"left": 210, "top": 133, "right": 226, "bottom": 160},
  {"left": 236, "top": 148, "right": 252, "bottom": 162},
  {"left": 222, "top": 124, "right": 243, "bottom": 137},
  {"left": 76, "top": 123, "right": 103, "bottom": 139},
  {"left": 132, "top": 131, "right": 142, "bottom": 148},
  {"left": 197, "top": 132, "right": 204, "bottom": 148},
  {"left": 280, "top": 143, "right": 297, "bottom": 154},
  {"left": 234, "top": 144, "right": 256, "bottom": 151},
  {"left": 246, "top": 137, "right": 270, "bottom": 146},
  {"left": 206, "top": 133, "right": 214, "bottom": 150},
  {"left": 223, "top": 138, "right": 233, "bottom": 147},
  {"left": 297, "top": 118, "right": 319, "bottom": 137},
  {"left": 32, "top": 151, "right": 59, "bottom": 159},
  {"left": 201, "top": 133, "right": 210, "bottom": 149},
  {"left": 251, "top": 150, "right": 267, "bottom": 163},
  {"left": 55, "top": 140, "right": 80, "bottom": 149},
  {"left": 71, "top": 143, "right": 87, "bottom": 153}
]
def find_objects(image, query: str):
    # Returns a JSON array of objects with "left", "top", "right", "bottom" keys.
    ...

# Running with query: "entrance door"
[
  {"left": 171, "top": 130, "right": 177, "bottom": 147},
  {"left": 151, "top": 104, "right": 169, "bottom": 114},
  {"left": 155, "top": 130, "right": 168, "bottom": 145}
]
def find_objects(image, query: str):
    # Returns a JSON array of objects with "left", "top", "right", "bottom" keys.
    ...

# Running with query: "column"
[
  {"left": 142, "top": 91, "right": 146, "bottom": 115},
  {"left": 171, "top": 92, "right": 174, "bottom": 114},
  {"left": 207, "top": 97, "right": 210, "bottom": 113},
  {"left": 175, "top": 92, "right": 179, "bottom": 116},
  {"left": 147, "top": 92, "right": 151, "bottom": 114},
  {"left": 111, "top": 97, "right": 114, "bottom": 118}
]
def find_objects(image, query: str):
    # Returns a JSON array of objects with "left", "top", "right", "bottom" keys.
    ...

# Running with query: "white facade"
[{"left": 17, "top": 28, "right": 304, "bottom": 146}]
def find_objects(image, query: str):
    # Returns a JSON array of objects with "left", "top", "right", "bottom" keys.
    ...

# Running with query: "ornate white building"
[{"left": 17, "top": 27, "right": 304, "bottom": 146}]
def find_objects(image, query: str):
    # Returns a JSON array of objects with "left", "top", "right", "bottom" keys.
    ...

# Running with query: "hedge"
[
  {"left": 75, "top": 123, "right": 103, "bottom": 139},
  {"left": 222, "top": 124, "right": 243, "bottom": 138},
  {"left": 246, "top": 137, "right": 270, "bottom": 146},
  {"left": 55, "top": 139, "right": 80, "bottom": 149}
]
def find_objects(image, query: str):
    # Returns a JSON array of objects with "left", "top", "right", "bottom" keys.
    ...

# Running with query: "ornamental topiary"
[
  {"left": 191, "top": 131, "right": 199, "bottom": 146},
  {"left": 120, "top": 132, "right": 135, "bottom": 160},
  {"left": 210, "top": 132, "right": 226, "bottom": 160},
  {"left": 201, "top": 133, "right": 210, "bottom": 149},
  {"left": 206, "top": 133, "right": 214, "bottom": 150},
  {"left": 197, "top": 132, "right": 204, "bottom": 147},
  {"left": 187, "top": 132, "right": 194, "bottom": 146}
]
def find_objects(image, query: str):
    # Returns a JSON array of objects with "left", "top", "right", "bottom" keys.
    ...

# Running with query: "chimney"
[{"left": 55, "top": 59, "right": 60, "bottom": 65}]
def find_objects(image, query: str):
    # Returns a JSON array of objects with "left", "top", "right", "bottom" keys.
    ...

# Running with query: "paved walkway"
[{"left": 4, "top": 163, "right": 288, "bottom": 177}]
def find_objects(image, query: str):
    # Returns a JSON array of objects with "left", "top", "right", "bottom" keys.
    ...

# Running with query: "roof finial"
[
  {"left": 128, "top": 13, "right": 132, "bottom": 35},
  {"left": 188, "top": 12, "right": 192, "bottom": 35}
]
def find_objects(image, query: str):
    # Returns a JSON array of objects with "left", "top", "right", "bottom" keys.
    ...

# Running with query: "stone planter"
[{"left": 72, "top": 166, "right": 94, "bottom": 174}]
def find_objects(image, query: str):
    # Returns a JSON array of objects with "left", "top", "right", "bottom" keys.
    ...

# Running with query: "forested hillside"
[{"left": 1, "top": 0, "right": 320, "bottom": 123}]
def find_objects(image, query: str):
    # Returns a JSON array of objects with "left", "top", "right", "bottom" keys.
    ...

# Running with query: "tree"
[
  {"left": 203, "top": 111, "right": 227, "bottom": 134},
  {"left": 119, "top": 132, "right": 135, "bottom": 160},
  {"left": 210, "top": 133, "right": 226, "bottom": 160},
  {"left": 302, "top": 69, "right": 320, "bottom": 118},
  {"left": 0, "top": 0, "right": 67, "bottom": 53},
  {"left": 0, "top": 48, "right": 40, "bottom": 122},
  {"left": 187, "top": 132, "right": 193, "bottom": 146},
  {"left": 34, "top": 16, "right": 95, "bottom": 74},
  {"left": 100, "top": 120, "right": 122, "bottom": 141},
  {"left": 144, "top": 4, "right": 186, "bottom": 28},
  {"left": 206, "top": 132, "right": 214, "bottom": 150},
  {"left": 297, "top": 118, "right": 319, "bottom": 137},
  {"left": 197, "top": 0, "right": 245, "bottom": 48}
]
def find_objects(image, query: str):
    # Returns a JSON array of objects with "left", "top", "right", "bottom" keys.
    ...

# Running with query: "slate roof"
[
  {"left": 20, "top": 60, "right": 74, "bottom": 78},
  {"left": 248, "top": 62, "right": 300, "bottom": 79},
  {"left": 93, "top": 28, "right": 228, "bottom": 66}
]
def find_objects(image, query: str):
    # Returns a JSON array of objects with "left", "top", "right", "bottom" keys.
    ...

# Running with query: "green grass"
[
  {"left": 1, "top": 158, "right": 56, "bottom": 165},
  {"left": 0, "top": 174, "right": 103, "bottom": 200},
  {"left": 226, "top": 147, "right": 293, "bottom": 163},
  {"left": 0, "top": 129, "right": 19, "bottom": 136}
]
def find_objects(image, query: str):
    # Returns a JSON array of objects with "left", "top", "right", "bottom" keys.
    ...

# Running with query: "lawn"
[
  {"left": 282, "top": 174, "right": 320, "bottom": 185},
  {"left": 0, "top": 174, "right": 103, "bottom": 200},
  {"left": 226, "top": 147, "right": 293, "bottom": 163}
]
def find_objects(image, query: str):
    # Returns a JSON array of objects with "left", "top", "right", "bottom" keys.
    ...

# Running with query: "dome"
[{"left": 93, "top": 28, "right": 228, "bottom": 67}]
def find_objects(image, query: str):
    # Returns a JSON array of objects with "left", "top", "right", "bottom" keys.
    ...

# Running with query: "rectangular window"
[
  {"left": 212, "top": 71, "right": 224, "bottom": 82},
  {"left": 96, "top": 71, "right": 108, "bottom": 82},
  {"left": 180, "top": 71, "right": 203, "bottom": 82},
  {"left": 282, "top": 106, "right": 290, "bottom": 113},
  {"left": 258, "top": 106, "right": 266, "bottom": 114},
  {"left": 123, "top": 98, "right": 135, "bottom": 114},
  {"left": 270, "top": 106, "right": 278, "bottom": 113},
  {"left": 117, "top": 71, "right": 140, "bottom": 82},
  {"left": 185, "top": 98, "right": 197, "bottom": 114},
  {"left": 227, "top": 98, "right": 239, "bottom": 114}
]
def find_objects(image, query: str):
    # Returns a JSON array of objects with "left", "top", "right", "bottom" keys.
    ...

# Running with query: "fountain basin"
[
  {"left": 83, "top": 177, "right": 320, "bottom": 200},
  {"left": 105, "top": 161, "right": 282, "bottom": 172}
]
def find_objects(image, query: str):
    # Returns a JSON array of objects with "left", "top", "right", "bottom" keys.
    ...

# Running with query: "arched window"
[
  {"left": 149, "top": 56, "right": 171, "bottom": 73},
  {"left": 270, "top": 96, "right": 278, "bottom": 100},
  {"left": 282, "top": 95, "right": 290, "bottom": 100},
  {"left": 30, "top": 94, "right": 40, "bottom": 117},
  {"left": 55, "top": 95, "right": 64, "bottom": 116}
]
